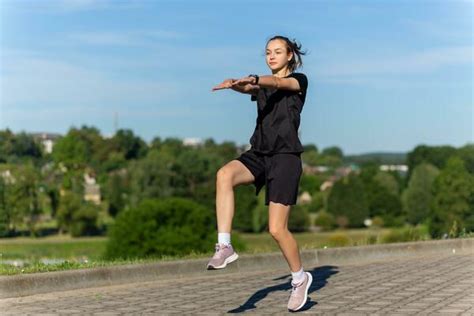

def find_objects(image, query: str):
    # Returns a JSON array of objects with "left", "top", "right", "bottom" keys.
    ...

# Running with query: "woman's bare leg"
[
  {"left": 268, "top": 201, "right": 302, "bottom": 272},
  {"left": 215, "top": 160, "right": 255, "bottom": 233}
]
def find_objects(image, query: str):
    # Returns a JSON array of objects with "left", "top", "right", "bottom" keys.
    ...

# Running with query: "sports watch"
[{"left": 248, "top": 74, "right": 259, "bottom": 85}]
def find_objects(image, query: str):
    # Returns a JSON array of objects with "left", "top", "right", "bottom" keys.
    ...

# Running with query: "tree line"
[{"left": 0, "top": 126, "right": 473, "bottom": 240}]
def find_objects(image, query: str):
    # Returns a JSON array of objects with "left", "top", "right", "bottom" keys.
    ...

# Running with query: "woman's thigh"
[{"left": 217, "top": 159, "right": 256, "bottom": 187}]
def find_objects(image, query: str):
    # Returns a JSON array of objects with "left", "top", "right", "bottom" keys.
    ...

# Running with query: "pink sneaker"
[
  {"left": 206, "top": 243, "right": 239, "bottom": 270},
  {"left": 287, "top": 271, "right": 313, "bottom": 312}
]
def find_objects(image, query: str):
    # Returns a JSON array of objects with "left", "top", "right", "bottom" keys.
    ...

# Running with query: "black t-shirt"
[{"left": 248, "top": 72, "right": 308, "bottom": 155}]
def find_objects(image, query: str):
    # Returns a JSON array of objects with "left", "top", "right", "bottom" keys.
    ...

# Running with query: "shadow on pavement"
[{"left": 227, "top": 265, "right": 339, "bottom": 313}]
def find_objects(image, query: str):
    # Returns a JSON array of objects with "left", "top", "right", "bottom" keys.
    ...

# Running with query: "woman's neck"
[{"left": 272, "top": 68, "right": 290, "bottom": 78}]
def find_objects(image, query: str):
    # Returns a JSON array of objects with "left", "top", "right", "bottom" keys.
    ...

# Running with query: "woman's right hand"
[{"left": 212, "top": 79, "right": 235, "bottom": 91}]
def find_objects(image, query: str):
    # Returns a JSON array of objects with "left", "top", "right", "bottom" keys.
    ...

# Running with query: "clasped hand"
[{"left": 211, "top": 76, "right": 256, "bottom": 91}]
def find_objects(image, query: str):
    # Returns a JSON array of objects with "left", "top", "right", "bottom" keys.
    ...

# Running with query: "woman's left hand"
[{"left": 231, "top": 77, "right": 255, "bottom": 87}]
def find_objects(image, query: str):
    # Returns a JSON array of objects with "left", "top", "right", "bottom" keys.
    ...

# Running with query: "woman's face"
[{"left": 265, "top": 39, "right": 293, "bottom": 72}]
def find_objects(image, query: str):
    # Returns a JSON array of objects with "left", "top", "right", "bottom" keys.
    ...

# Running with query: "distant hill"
[{"left": 344, "top": 152, "right": 407, "bottom": 165}]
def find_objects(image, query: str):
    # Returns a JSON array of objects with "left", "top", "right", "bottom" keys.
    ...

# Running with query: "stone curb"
[{"left": 1, "top": 238, "right": 472, "bottom": 299}]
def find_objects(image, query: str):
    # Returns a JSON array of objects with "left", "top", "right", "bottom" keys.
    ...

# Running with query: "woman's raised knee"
[{"left": 216, "top": 167, "right": 234, "bottom": 187}]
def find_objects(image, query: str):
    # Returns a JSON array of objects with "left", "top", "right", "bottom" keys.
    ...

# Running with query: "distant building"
[
  {"left": 83, "top": 172, "right": 101, "bottom": 205},
  {"left": 0, "top": 169, "right": 16, "bottom": 184},
  {"left": 30, "top": 132, "right": 62, "bottom": 154},
  {"left": 380, "top": 164, "right": 409, "bottom": 173},
  {"left": 297, "top": 191, "right": 312, "bottom": 204},
  {"left": 302, "top": 163, "right": 330, "bottom": 175},
  {"left": 183, "top": 137, "right": 203, "bottom": 148}
]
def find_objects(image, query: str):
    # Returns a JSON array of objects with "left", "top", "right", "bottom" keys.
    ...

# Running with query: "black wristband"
[{"left": 248, "top": 74, "right": 259, "bottom": 85}]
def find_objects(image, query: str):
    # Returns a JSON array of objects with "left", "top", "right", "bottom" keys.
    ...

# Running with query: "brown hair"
[{"left": 266, "top": 35, "right": 307, "bottom": 73}]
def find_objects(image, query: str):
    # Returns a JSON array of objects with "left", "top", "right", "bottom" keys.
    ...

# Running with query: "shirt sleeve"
[{"left": 287, "top": 72, "right": 308, "bottom": 95}]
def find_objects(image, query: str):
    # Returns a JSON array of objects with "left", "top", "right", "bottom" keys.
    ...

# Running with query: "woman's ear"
[{"left": 287, "top": 52, "right": 294, "bottom": 62}]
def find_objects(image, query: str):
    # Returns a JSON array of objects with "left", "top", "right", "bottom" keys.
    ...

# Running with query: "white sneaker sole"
[
  {"left": 207, "top": 252, "right": 239, "bottom": 270},
  {"left": 289, "top": 272, "right": 313, "bottom": 312}
]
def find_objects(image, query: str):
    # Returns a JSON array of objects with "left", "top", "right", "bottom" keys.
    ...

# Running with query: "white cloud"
[
  {"left": 1, "top": 54, "right": 180, "bottom": 107},
  {"left": 67, "top": 30, "right": 185, "bottom": 46},
  {"left": 314, "top": 45, "right": 473, "bottom": 82},
  {"left": 11, "top": 0, "right": 144, "bottom": 13}
]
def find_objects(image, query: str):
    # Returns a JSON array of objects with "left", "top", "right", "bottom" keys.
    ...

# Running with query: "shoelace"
[
  {"left": 213, "top": 243, "right": 229, "bottom": 258},
  {"left": 290, "top": 280, "right": 304, "bottom": 294}
]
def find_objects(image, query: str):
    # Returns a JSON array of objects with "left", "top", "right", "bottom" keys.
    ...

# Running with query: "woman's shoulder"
[
  {"left": 286, "top": 72, "right": 307, "bottom": 78},
  {"left": 286, "top": 72, "right": 308, "bottom": 92}
]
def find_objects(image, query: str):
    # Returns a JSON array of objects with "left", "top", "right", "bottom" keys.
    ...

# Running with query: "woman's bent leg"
[{"left": 215, "top": 160, "right": 255, "bottom": 233}]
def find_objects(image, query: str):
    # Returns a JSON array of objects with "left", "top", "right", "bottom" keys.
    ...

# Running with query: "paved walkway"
[{"left": 1, "top": 252, "right": 473, "bottom": 315}]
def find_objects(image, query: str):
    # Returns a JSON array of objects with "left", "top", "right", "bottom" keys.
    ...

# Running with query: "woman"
[{"left": 208, "top": 35, "right": 311, "bottom": 312}]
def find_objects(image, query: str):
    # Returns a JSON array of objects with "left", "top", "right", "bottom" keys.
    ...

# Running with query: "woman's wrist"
[
  {"left": 253, "top": 75, "right": 279, "bottom": 89},
  {"left": 248, "top": 74, "right": 259, "bottom": 85}
]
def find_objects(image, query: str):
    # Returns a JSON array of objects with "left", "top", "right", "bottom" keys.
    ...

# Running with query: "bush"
[
  {"left": 327, "top": 233, "right": 351, "bottom": 247},
  {"left": 314, "top": 211, "right": 335, "bottom": 231},
  {"left": 379, "top": 225, "right": 430, "bottom": 244},
  {"left": 251, "top": 193, "right": 268, "bottom": 233},
  {"left": 70, "top": 202, "right": 100, "bottom": 237},
  {"left": 104, "top": 197, "right": 229, "bottom": 260},
  {"left": 371, "top": 216, "right": 384, "bottom": 228},
  {"left": 288, "top": 204, "right": 310, "bottom": 232}
]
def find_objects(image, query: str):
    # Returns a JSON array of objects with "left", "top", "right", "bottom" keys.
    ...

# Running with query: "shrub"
[
  {"left": 70, "top": 202, "right": 100, "bottom": 237},
  {"left": 314, "top": 211, "right": 335, "bottom": 231},
  {"left": 288, "top": 204, "right": 310, "bottom": 232},
  {"left": 327, "top": 233, "right": 351, "bottom": 247},
  {"left": 104, "top": 197, "right": 230, "bottom": 260},
  {"left": 371, "top": 216, "right": 384, "bottom": 228},
  {"left": 379, "top": 225, "right": 430, "bottom": 244}
]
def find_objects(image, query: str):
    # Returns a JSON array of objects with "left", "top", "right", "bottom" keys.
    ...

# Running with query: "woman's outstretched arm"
[
  {"left": 231, "top": 75, "right": 301, "bottom": 92},
  {"left": 212, "top": 78, "right": 259, "bottom": 94}
]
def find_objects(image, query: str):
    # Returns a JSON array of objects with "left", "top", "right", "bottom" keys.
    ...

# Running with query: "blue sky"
[{"left": 0, "top": 0, "right": 472, "bottom": 155}]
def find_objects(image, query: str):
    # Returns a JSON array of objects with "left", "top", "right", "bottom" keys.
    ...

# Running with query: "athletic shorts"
[{"left": 235, "top": 149, "right": 303, "bottom": 206}]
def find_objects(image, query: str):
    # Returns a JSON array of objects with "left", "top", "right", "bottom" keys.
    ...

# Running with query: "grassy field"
[{"left": 0, "top": 226, "right": 431, "bottom": 275}]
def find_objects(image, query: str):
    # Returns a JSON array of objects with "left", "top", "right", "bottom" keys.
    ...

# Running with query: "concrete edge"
[{"left": 1, "top": 238, "right": 472, "bottom": 299}]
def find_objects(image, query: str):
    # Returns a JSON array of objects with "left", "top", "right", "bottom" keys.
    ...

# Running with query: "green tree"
[
  {"left": 322, "top": 146, "right": 343, "bottom": 159},
  {"left": 128, "top": 149, "right": 175, "bottom": 207},
  {"left": 110, "top": 129, "right": 148, "bottom": 160},
  {"left": 457, "top": 144, "right": 474, "bottom": 174},
  {"left": 56, "top": 191, "right": 82, "bottom": 234},
  {"left": 299, "top": 174, "right": 322, "bottom": 195},
  {"left": 233, "top": 185, "right": 258, "bottom": 232},
  {"left": 373, "top": 171, "right": 399, "bottom": 196},
  {"left": 429, "top": 157, "right": 474, "bottom": 238},
  {"left": 70, "top": 202, "right": 101, "bottom": 237},
  {"left": 370, "top": 186, "right": 403, "bottom": 227},
  {"left": 0, "top": 176, "right": 10, "bottom": 236},
  {"left": 288, "top": 204, "right": 311, "bottom": 232},
  {"left": 251, "top": 191, "right": 268, "bottom": 233},
  {"left": 327, "top": 174, "right": 369, "bottom": 227},
  {"left": 12, "top": 132, "right": 43, "bottom": 158},
  {"left": 406, "top": 145, "right": 456, "bottom": 180},
  {"left": 402, "top": 163, "right": 440, "bottom": 225},
  {"left": 306, "top": 191, "right": 327, "bottom": 213},
  {"left": 105, "top": 169, "right": 129, "bottom": 217}
]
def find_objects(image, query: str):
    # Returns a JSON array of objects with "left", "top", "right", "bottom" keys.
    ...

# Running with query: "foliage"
[
  {"left": 104, "top": 198, "right": 225, "bottom": 260},
  {"left": 314, "top": 211, "right": 336, "bottom": 231},
  {"left": 288, "top": 204, "right": 311, "bottom": 232},
  {"left": 428, "top": 157, "right": 474, "bottom": 238},
  {"left": 401, "top": 163, "right": 439, "bottom": 225},
  {"left": 327, "top": 174, "right": 369, "bottom": 227}
]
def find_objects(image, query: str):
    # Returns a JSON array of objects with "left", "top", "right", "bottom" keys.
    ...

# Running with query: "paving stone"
[{"left": 1, "top": 252, "right": 472, "bottom": 314}]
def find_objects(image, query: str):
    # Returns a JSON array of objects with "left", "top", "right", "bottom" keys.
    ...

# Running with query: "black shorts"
[{"left": 235, "top": 149, "right": 303, "bottom": 206}]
